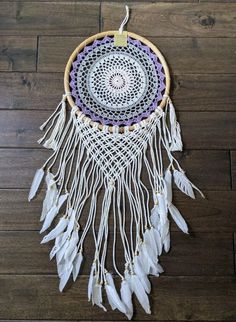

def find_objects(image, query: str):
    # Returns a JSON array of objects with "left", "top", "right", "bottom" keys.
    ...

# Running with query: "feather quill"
[{"left": 28, "top": 168, "right": 44, "bottom": 201}]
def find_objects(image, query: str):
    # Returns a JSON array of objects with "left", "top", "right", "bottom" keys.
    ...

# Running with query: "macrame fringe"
[{"left": 29, "top": 95, "right": 204, "bottom": 319}]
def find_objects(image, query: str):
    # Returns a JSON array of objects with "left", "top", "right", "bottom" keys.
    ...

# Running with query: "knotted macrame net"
[{"left": 29, "top": 33, "right": 204, "bottom": 319}]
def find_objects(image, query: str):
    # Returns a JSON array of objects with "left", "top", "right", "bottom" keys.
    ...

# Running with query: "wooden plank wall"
[{"left": 0, "top": 0, "right": 236, "bottom": 321}]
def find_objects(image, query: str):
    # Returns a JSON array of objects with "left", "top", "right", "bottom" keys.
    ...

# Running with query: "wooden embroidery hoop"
[{"left": 64, "top": 31, "right": 170, "bottom": 133}]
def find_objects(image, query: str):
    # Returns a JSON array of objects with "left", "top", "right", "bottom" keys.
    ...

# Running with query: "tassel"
[
  {"left": 120, "top": 279, "right": 133, "bottom": 320},
  {"left": 28, "top": 168, "right": 44, "bottom": 201},
  {"left": 41, "top": 217, "right": 69, "bottom": 244},
  {"left": 73, "top": 251, "right": 83, "bottom": 281},
  {"left": 169, "top": 203, "right": 188, "bottom": 234},
  {"left": 41, "top": 97, "right": 67, "bottom": 151},
  {"left": 169, "top": 99, "right": 183, "bottom": 152}
]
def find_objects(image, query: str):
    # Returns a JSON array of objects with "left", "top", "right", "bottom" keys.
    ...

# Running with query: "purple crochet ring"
[{"left": 69, "top": 36, "right": 166, "bottom": 127}]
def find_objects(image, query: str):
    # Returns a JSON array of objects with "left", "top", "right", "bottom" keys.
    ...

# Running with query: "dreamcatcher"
[{"left": 29, "top": 6, "right": 204, "bottom": 319}]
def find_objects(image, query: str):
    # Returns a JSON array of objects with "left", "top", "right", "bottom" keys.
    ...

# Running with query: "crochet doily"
[{"left": 70, "top": 36, "right": 166, "bottom": 126}]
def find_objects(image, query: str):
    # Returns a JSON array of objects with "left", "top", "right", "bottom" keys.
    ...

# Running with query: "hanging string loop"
[{"left": 118, "top": 5, "right": 129, "bottom": 34}]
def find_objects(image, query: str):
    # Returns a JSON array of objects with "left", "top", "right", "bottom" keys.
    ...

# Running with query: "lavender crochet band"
[{"left": 70, "top": 36, "right": 166, "bottom": 126}]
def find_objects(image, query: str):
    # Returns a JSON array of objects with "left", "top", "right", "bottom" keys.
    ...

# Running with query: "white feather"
[
  {"left": 72, "top": 252, "right": 83, "bottom": 281},
  {"left": 169, "top": 101, "right": 183, "bottom": 152},
  {"left": 88, "top": 263, "right": 96, "bottom": 301},
  {"left": 65, "top": 246, "right": 78, "bottom": 271},
  {"left": 133, "top": 256, "right": 151, "bottom": 293},
  {"left": 40, "top": 173, "right": 57, "bottom": 221},
  {"left": 120, "top": 279, "right": 133, "bottom": 320},
  {"left": 157, "top": 193, "right": 168, "bottom": 222},
  {"left": 144, "top": 229, "right": 158, "bottom": 258},
  {"left": 64, "top": 230, "right": 79, "bottom": 260},
  {"left": 66, "top": 208, "right": 76, "bottom": 235},
  {"left": 56, "top": 238, "right": 70, "bottom": 264},
  {"left": 92, "top": 283, "right": 107, "bottom": 311},
  {"left": 40, "top": 205, "right": 58, "bottom": 233},
  {"left": 150, "top": 227, "right": 162, "bottom": 255},
  {"left": 164, "top": 231, "right": 170, "bottom": 252},
  {"left": 169, "top": 203, "right": 188, "bottom": 234},
  {"left": 105, "top": 272, "right": 126, "bottom": 310},
  {"left": 131, "top": 274, "right": 151, "bottom": 314},
  {"left": 50, "top": 232, "right": 68, "bottom": 260},
  {"left": 105, "top": 283, "right": 127, "bottom": 314},
  {"left": 41, "top": 217, "right": 68, "bottom": 244},
  {"left": 173, "top": 170, "right": 195, "bottom": 199},
  {"left": 164, "top": 168, "right": 172, "bottom": 205},
  {"left": 150, "top": 205, "right": 159, "bottom": 228},
  {"left": 28, "top": 168, "right": 44, "bottom": 201},
  {"left": 59, "top": 264, "right": 73, "bottom": 292}
]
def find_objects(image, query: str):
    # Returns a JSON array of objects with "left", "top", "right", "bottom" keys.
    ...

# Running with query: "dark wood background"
[{"left": 0, "top": 0, "right": 236, "bottom": 321}]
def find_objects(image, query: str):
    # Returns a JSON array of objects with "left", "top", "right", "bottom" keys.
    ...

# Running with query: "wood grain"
[
  {"left": 0, "top": 231, "right": 233, "bottom": 276},
  {"left": 0, "top": 149, "right": 230, "bottom": 190},
  {"left": 231, "top": 151, "right": 236, "bottom": 190},
  {"left": 1, "top": 73, "right": 236, "bottom": 111},
  {"left": 172, "top": 74, "right": 236, "bottom": 111},
  {"left": 102, "top": 3, "right": 236, "bottom": 37},
  {"left": 38, "top": 36, "right": 236, "bottom": 74},
  {"left": 1, "top": 275, "right": 236, "bottom": 320},
  {"left": 1, "top": 190, "right": 236, "bottom": 233},
  {"left": 0, "top": 110, "right": 235, "bottom": 149},
  {"left": 0, "top": 36, "right": 37, "bottom": 71},
  {"left": 0, "top": 73, "right": 63, "bottom": 110},
  {"left": 0, "top": 2, "right": 100, "bottom": 36}
]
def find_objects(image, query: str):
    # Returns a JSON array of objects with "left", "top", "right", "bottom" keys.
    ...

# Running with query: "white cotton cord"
[
  {"left": 77, "top": 166, "right": 102, "bottom": 252},
  {"left": 118, "top": 5, "right": 129, "bottom": 34},
  {"left": 55, "top": 126, "right": 77, "bottom": 193},
  {"left": 67, "top": 143, "right": 85, "bottom": 211},
  {"left": 137, "top": 153, "right": 151, "bottom": 229},
  {"left": 116, "top": 177, "right": 131, "bottom": 264},
  {"left": 53, "top": 119, "right": 76, "bottom": 183},
  {"left": 112, "top": 187, "right": 124, "bottom": 280},
  {"left": 63, "top": 133, "right": 81, "bottom": 194},
  {"left": 74, "top": 158, "right": 95, "bottom": 216}
]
